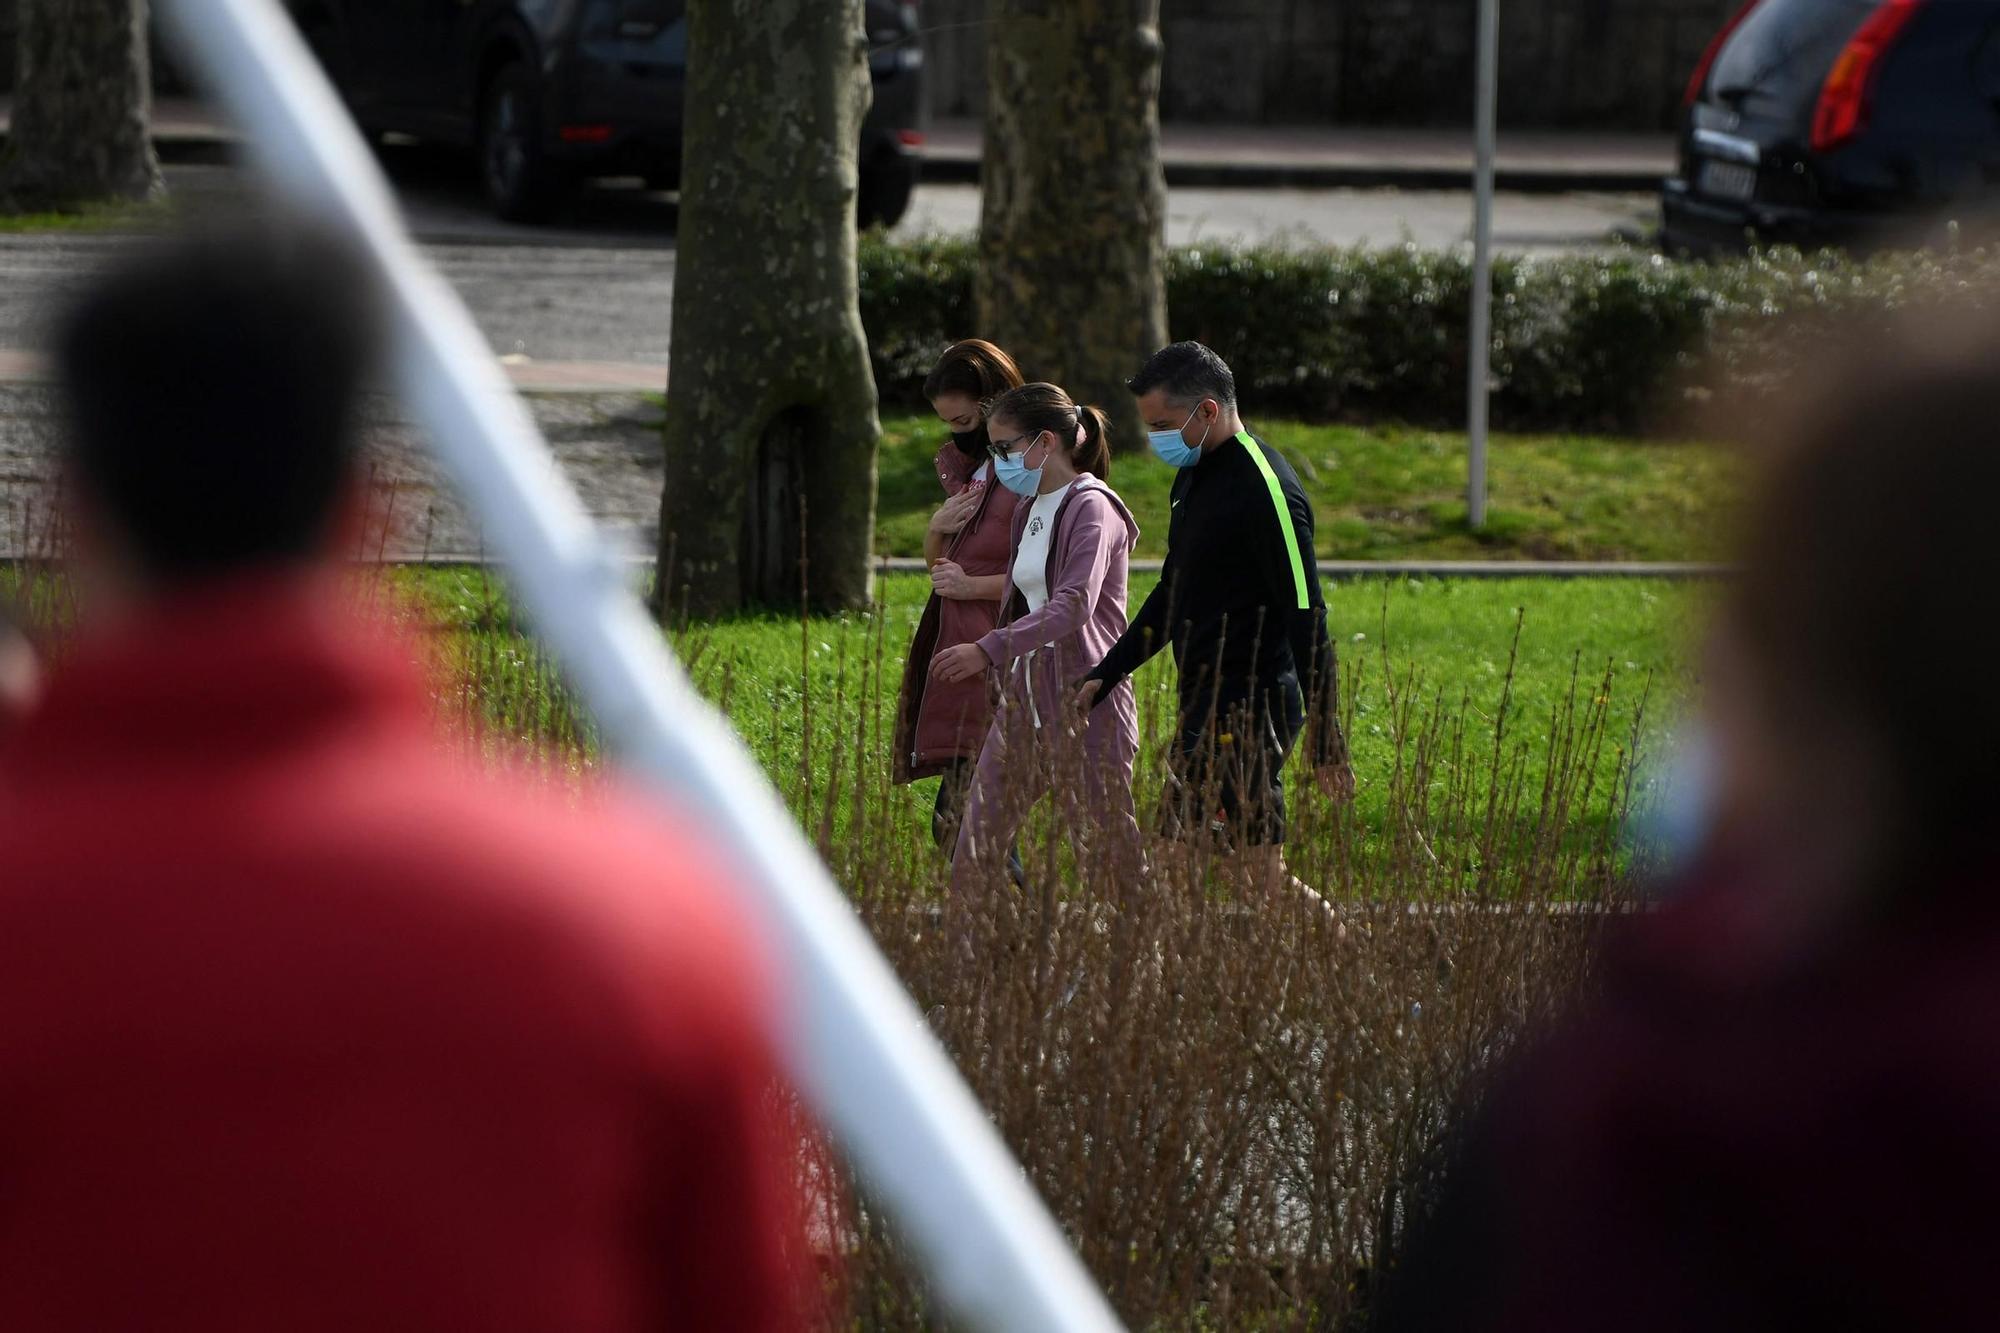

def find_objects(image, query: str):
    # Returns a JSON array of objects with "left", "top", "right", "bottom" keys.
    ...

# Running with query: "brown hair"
[
  {"left": 1726, "top": 307, "right": 2000, "bottom": 884},
  {"left": 985, "top": 382, "right": 1113, "bottom": 480},
  {"left": 923, "top": 338, "right": 1025, "bottom": 405}
]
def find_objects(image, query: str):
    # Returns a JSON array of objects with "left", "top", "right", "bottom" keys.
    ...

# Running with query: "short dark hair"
[
  {"left": 55, "top": 221, "right": 381, "bottom": 581},
  {"left": 1127, "top": 341, "right": 1236, "bottom": 408}
]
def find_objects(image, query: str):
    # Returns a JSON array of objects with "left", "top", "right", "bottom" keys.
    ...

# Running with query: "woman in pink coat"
[{"left": 892, "top": 340, "right": 1025, "bottom": 859}]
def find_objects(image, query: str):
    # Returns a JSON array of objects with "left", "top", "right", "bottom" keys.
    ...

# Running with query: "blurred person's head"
[
  {"left": 54, "top": 222, "right": 381, "bottom": 605},
  {"left": 1705, "top": 309, "right": 2000, "bottom": 911},
  {"left": 1129, "top": 341, "right": 1238, "bottom": 466},
  {"left": 924, "top": 338, "right": 1024, "bottom": 459}
]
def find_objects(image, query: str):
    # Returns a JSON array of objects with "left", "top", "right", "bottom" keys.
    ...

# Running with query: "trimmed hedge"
[{"left": 858, "top": 233, "right": 2000, "bottom": 433}]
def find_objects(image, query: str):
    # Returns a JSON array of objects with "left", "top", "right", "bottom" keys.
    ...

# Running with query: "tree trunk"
[
  {"left": 978, "top": 0, "right": 1168, "bottom": 454},
  {"left": 0, "top": 0, "right": 163, "bottom": 212},
  {"left": 659, "top": 0, "right": 880, "bottom": 618}
]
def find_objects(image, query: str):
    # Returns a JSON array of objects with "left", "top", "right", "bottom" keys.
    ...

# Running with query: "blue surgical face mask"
[
  {"left": 1148, "top": 404, "right": 1212, "bottom": 467},
  {"left": 993, "top": 440, "right": 1045, "bottom": 497}
]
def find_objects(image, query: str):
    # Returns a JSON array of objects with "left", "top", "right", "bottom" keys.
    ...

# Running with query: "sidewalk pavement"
[
  {"left": 0, "top": 97, "right": 1674, "bottom": 193},
  {"left": 923, "top": 119, "right": 1672, "bottom": 192},
  {"left": 0, "top": 347, "right": 664, "bottom": 394}
]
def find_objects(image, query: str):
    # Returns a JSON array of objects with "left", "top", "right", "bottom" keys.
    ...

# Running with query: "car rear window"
[{"left": 1708, "top": 0, "right": 1877, "bottom": 105}]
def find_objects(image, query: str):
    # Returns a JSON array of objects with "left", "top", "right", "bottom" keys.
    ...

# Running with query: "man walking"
[
  {"left": 1078, "top": 342, "right": 1352, "bottom": 888},
  {"left": 0, "top": 224, "right": 812, "bottom": 1329}
]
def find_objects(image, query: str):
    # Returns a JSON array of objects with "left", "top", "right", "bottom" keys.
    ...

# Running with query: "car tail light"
[
  {"left": 558, "top": 124, "right": 613, "bottom": 144},
  {"left": 896, "top": 129, "right": 927, "bottom": 147},
  {"left": 1811, "top": 0, "right": 1923, "bottom": 152},
  {"left": 1684, "top": 0, "right": 1762, "bottom": 107}
]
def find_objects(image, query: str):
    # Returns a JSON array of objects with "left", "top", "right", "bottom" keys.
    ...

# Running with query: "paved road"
[
  {"left": 366, "top": 144, "right": 1654, "bottom": 253},
  {"left": 905, "top": 184, "right": 1655, "bottom": 254},
  {"left": 0, "top": 231, "right": 676, "bottom": 372},
  {"left": 382, "top": 166, "right": 1656, "bottom": 255},
  {"left": 0, "top": 155, "right": 1657, "bottom": 558},
  {"left": 0, "top": 164, "right": 678, "bottom": 369},
  {"left": 0, "top": 157, "right": 1651, "bottom": 375}
]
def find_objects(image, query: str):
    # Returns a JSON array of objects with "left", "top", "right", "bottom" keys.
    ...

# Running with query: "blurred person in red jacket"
[
  {"left": 0, "top": 223, "right": 815, "bottom": 1330},
  {"left": 1378, "top": 311, "right": 2000, "bottom": 1332}
]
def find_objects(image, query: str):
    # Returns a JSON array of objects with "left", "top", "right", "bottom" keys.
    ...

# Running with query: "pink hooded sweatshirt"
[{"left": 951, "top": 475, "right": 1142, "bottom": 892}]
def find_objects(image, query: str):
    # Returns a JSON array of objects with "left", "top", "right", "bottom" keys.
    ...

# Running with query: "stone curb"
[
  {"left": 337, "top": 554, "right": 1730, "bottom": 580},
  {"left": 875, "top": 556, "right": 1724, "bottom": 580}
]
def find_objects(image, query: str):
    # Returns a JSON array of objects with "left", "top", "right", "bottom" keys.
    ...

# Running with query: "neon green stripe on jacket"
[{"left": 1239, "top": 431, "right": 1309, "bottom": 610}]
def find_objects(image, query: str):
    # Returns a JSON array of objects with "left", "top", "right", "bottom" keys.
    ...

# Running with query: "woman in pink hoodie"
[
  {"left": 892, "top": 340, "right": 1026, "bottom": 861},
  {"left": 930, "top": 383, "right": 1144, "bottom": 895}
]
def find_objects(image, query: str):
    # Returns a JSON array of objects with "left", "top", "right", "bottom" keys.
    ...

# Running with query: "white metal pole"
[
  {"left": 156, "top": 2, "right": 1122, "bottom": 1329},
  {"left": 1468, "top": 0, "right": 1499, "bottom": 531}
]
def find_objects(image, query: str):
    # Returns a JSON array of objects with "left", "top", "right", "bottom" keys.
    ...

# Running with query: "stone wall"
[
  {"left": 922, "top": 0, "right": 1741, "bottom": 130},
  {"left": 0, "top": 0, "right": 1740, "bottom": 130}
]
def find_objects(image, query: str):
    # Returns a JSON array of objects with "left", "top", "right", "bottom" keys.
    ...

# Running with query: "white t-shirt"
[
  {"left": 1011, "top": 481, "right": 1075, "bottom": 613},
  {"left": 1009, "top": 481, "right": 1075, "bottom": 729}
]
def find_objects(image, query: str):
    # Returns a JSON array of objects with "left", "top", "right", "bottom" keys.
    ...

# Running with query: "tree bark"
[
  {"left": 978, "top": 0, "right": 1168, "bottom": 454},
  {"left": 0, "top": 0, "right": 163, "bottom": 213},
  {"left": 659, "top": 0, "right": 880, "bottom": 617}
]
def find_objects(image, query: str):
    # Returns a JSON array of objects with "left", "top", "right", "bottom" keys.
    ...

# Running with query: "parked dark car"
[
  {"left": 282, "top": 0, "right": 925, "bottom": 225},
  {"left": 1663, "top": 0, "right": 2000, "bottom": 254}
]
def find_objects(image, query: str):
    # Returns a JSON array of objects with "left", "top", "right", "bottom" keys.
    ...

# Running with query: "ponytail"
[
  {"left": 1075, "top": 404, "right": 1111, "bottom": 480},
  {"left": 985, "top": 381, "right": 1114, "bottom": 479}
]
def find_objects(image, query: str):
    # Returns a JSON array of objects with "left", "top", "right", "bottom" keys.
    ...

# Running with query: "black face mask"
[{"left": 950, "top": 426, "right": 988, "bottom": 459}]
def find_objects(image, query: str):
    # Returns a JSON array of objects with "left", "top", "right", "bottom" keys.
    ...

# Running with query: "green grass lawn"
[
  {"left": 0, "top": 200, "right": 172, "bottom": 234},
  {"left": 11, "top": 553, "right": 1697, "bottom": 877},
  {"left": 397, "top": 566, "right": 1705, "bottom": 871},
  {"left": 875, "top": 413, "right": 1735, "bottom": 563},
  {"left": 386, "top": 568, "right": 1699, "bottom": 1316}
]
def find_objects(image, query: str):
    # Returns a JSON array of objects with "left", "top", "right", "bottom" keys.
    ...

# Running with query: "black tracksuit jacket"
[{"left": 1084, "top": 429, "right": 1347, "bottom": 767}]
